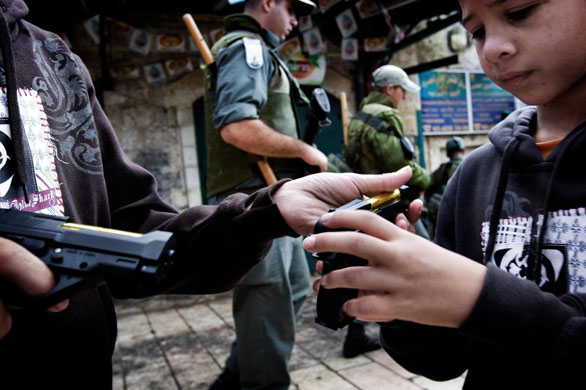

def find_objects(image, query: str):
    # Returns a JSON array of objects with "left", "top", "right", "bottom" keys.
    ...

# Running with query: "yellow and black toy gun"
[
  {"left": 313, "top": 186, "right": 418, "bottom": 330},
  {"left": 0, "top": 209, "right": 176, "bottom": 307}
]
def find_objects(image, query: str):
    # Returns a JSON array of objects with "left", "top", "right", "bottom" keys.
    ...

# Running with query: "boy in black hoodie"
[
  {"left": 306, "top": 0, "right": 586, "bottom": 388},
  {"left": 0, "top": 0, "right": 421, "bottom": 387}
]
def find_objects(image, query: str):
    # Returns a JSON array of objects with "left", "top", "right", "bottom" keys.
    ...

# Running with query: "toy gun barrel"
[
  {"left": 0, "top": 209, "right": 176, "bottom": 307},
  {"left": 313, "top": 186, "right": 414, "bottom": 330}
]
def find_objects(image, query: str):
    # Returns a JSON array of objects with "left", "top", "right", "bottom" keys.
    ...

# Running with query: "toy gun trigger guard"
[{"left": 313, "top": 186, "right": 412, "bottom": 331}]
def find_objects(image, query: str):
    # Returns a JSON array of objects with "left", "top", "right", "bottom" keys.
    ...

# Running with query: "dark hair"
[{"left": 245, "top": 0, "right": 283, "bottom": 11}]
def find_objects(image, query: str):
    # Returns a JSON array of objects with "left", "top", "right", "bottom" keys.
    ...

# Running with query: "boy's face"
[
  {"left": 265, "top": 0, "right": 298, "bottom": 41},
  {"left": 460, "top": 0, "right": 586, "bottom": 106}
]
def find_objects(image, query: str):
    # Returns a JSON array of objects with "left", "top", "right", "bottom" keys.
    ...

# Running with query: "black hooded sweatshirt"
[
  {"left": 380, "top": 106, "right": 586, "bottom": 389},
  {"left": 0, "top": 1, "right": 294, "bottom": 387}
]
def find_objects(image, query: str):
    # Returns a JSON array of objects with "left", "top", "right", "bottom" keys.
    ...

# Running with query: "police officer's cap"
[
  {"left": 294, "top": 0, "right": 317, "bottom": 16},
  {"left": 446, "top": 136, "right": 466, "bottom": 151},
  {"left": 233, "top": 0, "right": 316, "bottom": 16}
]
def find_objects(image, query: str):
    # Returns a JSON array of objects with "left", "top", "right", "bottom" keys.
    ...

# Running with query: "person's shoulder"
[{"left": 22, "top": 20, "right": 64, "bottom": 42}]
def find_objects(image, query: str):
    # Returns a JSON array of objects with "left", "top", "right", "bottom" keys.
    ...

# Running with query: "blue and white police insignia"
[{"left": 243, "top": 38, "right": 263, "bottom": 69}]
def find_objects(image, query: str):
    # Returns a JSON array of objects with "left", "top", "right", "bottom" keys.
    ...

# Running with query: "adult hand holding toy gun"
[
  {"left": 305, "top": 177, "right": 422, "bottom": 330},
  {"left": 0, "top": 209, "right": 176, "bottom": 309}
]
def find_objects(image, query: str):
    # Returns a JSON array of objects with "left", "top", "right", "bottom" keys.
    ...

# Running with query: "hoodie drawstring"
[
  {"left": 530, "top": 124, "right": 586, "bottom": 284},
  {"left": 483, "top": 136, "right": 521, "bottom": 264},
  {"left": 0, "top": 5, "right": 33, "bottom": 202}
]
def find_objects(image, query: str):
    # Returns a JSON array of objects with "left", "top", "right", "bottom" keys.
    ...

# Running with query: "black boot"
[
  {"left": 343, "top": 321, "right": 381, "bottom": 358},
  {"left": 209, "top": 368, "right": 240, "bottom": 390}
]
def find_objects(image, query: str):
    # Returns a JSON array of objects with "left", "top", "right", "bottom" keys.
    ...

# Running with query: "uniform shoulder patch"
[{"left": 242, "top": 37, "right": 264, "bottom": 69}]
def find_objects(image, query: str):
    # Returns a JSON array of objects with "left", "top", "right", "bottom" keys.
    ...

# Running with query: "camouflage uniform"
[{"left": 344, "top": 91, "right": 430, "bottom": 190}]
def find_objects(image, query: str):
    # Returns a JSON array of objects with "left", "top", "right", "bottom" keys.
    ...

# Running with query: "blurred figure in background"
[{"left": 424, "top": 136, "right": 466, "bottom": 239}]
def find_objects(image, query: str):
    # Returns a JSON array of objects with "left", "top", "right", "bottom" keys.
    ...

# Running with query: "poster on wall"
[
  {"left": 288, "top": 53, "right": 327, "bottom": 86},
  {"left": 341, "top": 38, "right": 358, "bottom": 61},
  {"left": 303, "top": 27, "right": 326, "bottom": 55},
  {"left": 279, "top": 37, "right": 302, "bottom": 60},
  {"left": 355, "top": 0, "right": 380, "bottom": 18},
  {"left": 420, "top": 71, "right": 469, "bottom": 132},
  {"left": 335, "top": 9, "right": 358, "bottom": 38},
  {"left": 470, "top": 73, "right": 515, "bottom": 130},
  {"left": 83, "top": 15, "right": 100, "bottom": 44},
  {"left": 157, "top": 33, "right": 186, "bottom": 52},
  {"left": 298, "top": 15, "right": 313, "bottom": 32},
  {"left": 130, "top": 29, "right": 152, "bottom": 55},
  {"left": 318, "top": 0, "right": 342, "bottom": 13},
  {"left": 165, "top": 58, "right": 193, "bottom": 77},
  {"left": 111, "top": 64, "right": 141, "bottom": 79},
  {"left": 363, "top": 37, "right": 387, "bottom": 52},
  {"left": 143, "top": 63, "right": 166, "bottom": 84}
]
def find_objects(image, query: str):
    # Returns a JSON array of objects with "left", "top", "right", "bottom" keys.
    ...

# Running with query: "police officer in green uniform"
[
  {"left": 204, "top": 0, "right": 325, "bottom": 389},
  {"left": 424, "top": 136, "right": 466, "bottom": 239}
]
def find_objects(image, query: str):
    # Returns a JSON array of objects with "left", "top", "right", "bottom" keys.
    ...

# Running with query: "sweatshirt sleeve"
[
  {"left": 77, "top": 55, "right": 295, "bottom": 297},
  {"left": 459, "top": 265, "right": 586, "bottom": 362}
]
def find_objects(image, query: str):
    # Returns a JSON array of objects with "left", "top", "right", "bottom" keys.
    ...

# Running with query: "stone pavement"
[{"left": 112, "top": 289, "right": 465, "bottom": 390}]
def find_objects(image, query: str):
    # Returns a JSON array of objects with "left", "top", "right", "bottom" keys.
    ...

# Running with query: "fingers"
[
  {"left": 341, "top": 166, "right": 413, "bottom": 200},
  {"left": 47, "top": 299, "right": 69, "bottom": 313},
  {"left": 0, "top": 238, "right": 68, "bottom": 318},
  {"left": 342, "top": 295, "right": 397, "bottom": 323},
  {"left": 394, "top": 213, "right": 414, "bottom": 233},
  {"left": 0, "top": 238, "right": 56, "bottom": 296},
  {"left": 308, "top": 209, "right": 400, "bottom": 242},
  {"left": 407, "top": 199, "right": 423, "bottom": 224},
  {"left": 312, "top": 277, "right": 321, "bottom": 293}
]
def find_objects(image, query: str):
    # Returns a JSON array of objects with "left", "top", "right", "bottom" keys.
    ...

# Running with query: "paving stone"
[
  {"left": 339, "top": 362, "right": 422, "bottom": 390},
  {"left": 412, "top": 373, "right": 466, "bottom": 390},
  {"left": 113, "top": 292, "right": 467, "bottom": 390},
  {"left": 367, "top": 349, "right": 417, "bottom": 379},
  {"left": 178, "top": 305, "right": 226, "bottom": 332},
  {"left": 290, "top": 364, "right": 358, "bottom": 390},
  {"left": 125, "top": 360, "right": 178, "bottom": 390},
  {"left": 208, "top": 298, "right": 233, "bottom": 321},
  {"left": 116, "top": 311, "right": 154, "bottom": 348},
  {"left": 289, "top": 344, "right": 319, "bottom": 372},
  {"left": 323, "top": 354, "right": 371, "bottom": 371},
  {"left": 159, "top": 334, "right": 213, "bottom": 372}
]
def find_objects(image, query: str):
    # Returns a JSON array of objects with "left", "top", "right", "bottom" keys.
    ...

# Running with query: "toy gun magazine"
[
  {"left": 0, "top": 209, "right": 176, "bottom": 307},
  {"left": 313, "top": 186, "right": 417, "bottom": 330}
]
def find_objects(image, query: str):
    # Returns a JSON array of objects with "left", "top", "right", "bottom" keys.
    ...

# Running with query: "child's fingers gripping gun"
[
  {"left": 0, "top": 209, "right": 176, "bottom": 308},
  {"left": 313, "top": 186, "right": 417, "bottom": 330}
]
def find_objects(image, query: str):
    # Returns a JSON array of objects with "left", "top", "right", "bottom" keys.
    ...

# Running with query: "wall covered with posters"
[{"left": 66, "top": 3, "right": 501, "bottom": 207}]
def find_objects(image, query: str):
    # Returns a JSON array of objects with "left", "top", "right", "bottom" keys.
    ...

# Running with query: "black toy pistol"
[
  {"left": 0, "top": 208, "right": 176, "bottom": 307},
  {"left": 314, "top": 186, "right": 416, "bottom": 330}
]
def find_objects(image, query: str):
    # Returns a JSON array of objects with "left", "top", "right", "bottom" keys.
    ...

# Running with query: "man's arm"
[
  {"left": 221, "top": 119, "right": 327, "bottom": 172},
  {"left": 213, "top": 39, "right": 327, "bottom": 172}
]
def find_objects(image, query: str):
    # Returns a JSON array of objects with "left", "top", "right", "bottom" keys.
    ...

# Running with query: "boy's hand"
[
  {"left": 303, "top": 210, "right": 486, "bottom": 328},
  {"left": 0, "top": 237, "right": 68, "bottom": 339},
  {"left": 273, "top": 166, "right": 413, "bottom": 236}
]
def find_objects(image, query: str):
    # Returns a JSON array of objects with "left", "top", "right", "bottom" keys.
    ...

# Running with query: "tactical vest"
[{"left": 204, "top": 30, "right": 308, "bottom": 197}]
